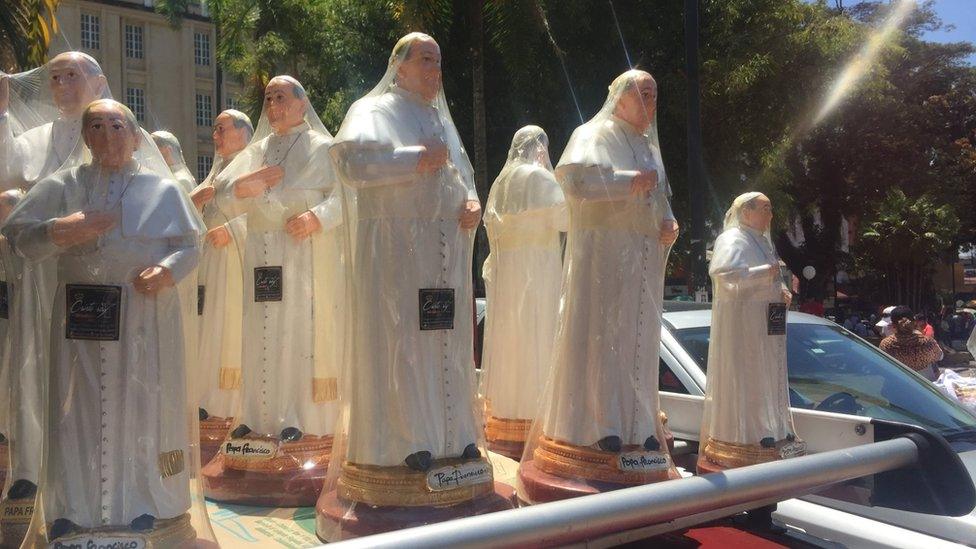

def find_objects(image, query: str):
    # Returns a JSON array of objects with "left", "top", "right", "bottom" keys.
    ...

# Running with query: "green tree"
[{"left": 0, "top": 0, "right": 60, "bottom": 72}]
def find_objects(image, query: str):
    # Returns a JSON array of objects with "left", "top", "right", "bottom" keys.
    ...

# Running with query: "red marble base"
[
  {"left": 201, "top": 453, "right": 328, "bottom": 507},
  {"left": 199, "top": 439, "right": 223, "bottom": 470},
  {"left": 315, "top": 482, "right": 516, "bottom": 542},
  {"left": 696, "top": 457, "right": 728, "bottom": 476},
  {"left": 516, "top": 458, "right": 680, "bottom": 505},
  {"left": 487, "top": 439, "right": 525, "bottom": 461}
]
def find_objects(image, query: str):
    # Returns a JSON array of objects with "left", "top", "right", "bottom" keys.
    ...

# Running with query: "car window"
[
  {"left": 672, "top": 323, "right": 976, "bottom": 437},
  {"left": 659, "top": 357, "right": 689, "bottom": 395}
]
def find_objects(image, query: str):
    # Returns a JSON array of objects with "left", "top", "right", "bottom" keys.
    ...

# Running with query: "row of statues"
[{"left": 0, "top": 32, "right": 802, "bottom": 546}]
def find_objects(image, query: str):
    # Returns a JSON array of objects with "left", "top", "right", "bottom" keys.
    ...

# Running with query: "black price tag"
[
  {"left": 254, "top": 266, "right": 283, "bottom": 302},
  {"left": 65, "top": 284, "right": 122, "bottom": 341},
  {"left": 768, "top": 303, "right": 787, "bottom": 336},
  {"left": 0, "top": 281, "right": 7, "bottom": 320},
  {"left": 197, "top": 285, "right": 205, "bottom": 316},
  {"left": 419, "top": 288, "right": 455, "bottom": 331}
]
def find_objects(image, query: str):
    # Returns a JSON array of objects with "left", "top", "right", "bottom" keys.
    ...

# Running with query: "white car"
[{"left": 657, "top": 301, "right": 976, "bottom": 547}]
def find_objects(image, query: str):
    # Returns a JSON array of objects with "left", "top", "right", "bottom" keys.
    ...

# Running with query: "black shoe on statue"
[
  {"left": 461, "top": 443, "right": 480, "bottom": 460},
  {"left": 280, "top": 427, "right": 303, "bottom": 442},
  {"left": 597, "top": 436, "right": 623, "bottom": 453},
  {"left": 49, "top": 519, "right": 79, "bottom": 541},
  {"left": 230, "top": 424, "right": 251, "bottom": 438},
  {"left": 404, "top": 451, "right": 432, "bottom": 472},
  {"left": 130, "top": 514, "right": 155, "bottom": 532},
  {"left": 643, "top": 436, "right": 661, "bottom": 451},
  {"left": 7, "top": 479, "right": 36, "bottom": 500},
  {"left": 199, "top": 408, "right": 209, "bottom": 421},
  {"left": 760, "top": 437, "right": 776, "bottom": 449}
]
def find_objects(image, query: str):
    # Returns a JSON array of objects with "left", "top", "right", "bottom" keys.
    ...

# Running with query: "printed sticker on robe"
[
  {"left": 48, "top": 533, "right": 146, "bottom": 549},
  {"left": 0, "top": 280, "right": 7, "bottom": 320},
  {"left": 426, "top": 461, "right": 492, "bottom": 491},
  {"left": 197, "top": 285, "right": 205, "bottom": 316},
  {"left": 1, "top": 499, "right": 33, "bottom": 524},
  {"left": 419, "top": 288, "right": 455, "bottom": 330},
  {"left": 779, "top": 440, "right": 806, "bottom": 459},
  {"left": 254, "top": 266, "right": 283, "bottom": 302},
  {"left": 617, "top": 451, "right": 671, "bottom": 472},
  {"left": 767, "top": 303, "right": 787, "bottom": 336},
  {"left": 221, "top": 438, "right": 278, "bottom": 460},
  {"left": 65, "top": 284, "right": 122, "bottom": 341}
]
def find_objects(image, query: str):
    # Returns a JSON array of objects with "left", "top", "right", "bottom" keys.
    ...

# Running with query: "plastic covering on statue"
[
  {"left": 1, "top": 99, "right": 216, "bottom": 547},
  {"left": 151, "top": 130, "right": 198, "bottom": 194},
  {"left": 0, "top": 52, "right": 113, "bottom": 546},
  {"left": 187, "top": 109, "right": 253, "bottom": 467},
  {"left": 317, "top": 33, "right": 514, "bottom": 541},
  {"left": 480, "top": 125, "right": 566, "bottom": 460},
  {"left": 200, "top": 77, "right": 343, "bottom": 507},
  {"left": 517, "top": 70, "right": 682, "bottom": 505},
  {"left": 697, "top": 192, "right": 804, "bottom": 474}
]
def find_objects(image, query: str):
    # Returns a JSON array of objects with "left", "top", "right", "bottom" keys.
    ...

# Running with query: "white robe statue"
[
  {"left": 225, "top": 82, "right": 342, "bottom": 439},
  {"left": 0, "top": 53, "right": 110, "bottom": 500},
  {"left": 5, "top": 159, "right": 201, "bottom": 529},
  {"left": 482, "top": 126, "right": 566, "bottom": 425},
  {"left": 330, "top": 35, "right": 481, "bottom": 468},
  {"left": 540, "top": 71, "right": 676, "bottom": 452},
  {"left": 700, "top": 192, "right": 799, "bottom": 464}
]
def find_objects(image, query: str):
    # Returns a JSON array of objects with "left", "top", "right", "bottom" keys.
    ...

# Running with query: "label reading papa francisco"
[
  {"left": 221, "top": 438, "right": 278, "bottom": 460},
  {"left": 1, "top": 500, "right": 33, "bottom": 524},
  {"left": 49, "top": 534, "right": 146, "bottom": 549},
  {"left": 618, "top": 451, "right": 671, "bottom": 472},
  {"left": 779, "top": 440, "right": 807, "bottom": 459},
  {"left": 426, "top": 461, "right": 492, "bottom": 492}
]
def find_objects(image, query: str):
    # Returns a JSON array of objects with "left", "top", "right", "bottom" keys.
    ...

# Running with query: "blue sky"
[{"left": 921, "top": 0, "right": 976, "bottom": 64}]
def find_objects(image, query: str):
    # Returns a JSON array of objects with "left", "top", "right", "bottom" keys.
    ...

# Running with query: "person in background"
[
  {"left": 914, "top": 313, "right": 935, "bottom": 339},
  {"left": 875, "top": 305, "right": 896, "bottom": 338},
  {"left": 799, "top": 296, "right": 824, "bottom": 317},
  {"left": 880, "top": 306, "right": 943, "bottom": 381}
]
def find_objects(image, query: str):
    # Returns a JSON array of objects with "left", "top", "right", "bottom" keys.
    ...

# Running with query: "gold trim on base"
[
  {"left": 485, "top": 415, "right": 532, "bottom": 443},
  {"left": 218, "top": 367, "right": 242, "bottom": 390},
  {"left": 200, "top": 417, "right": 234, "bottom": 444},
  {"left": 338, "top": 457, "right": 494, "bottom": 507},
  {"left": 533, "top": 436, "right": 676, "bottom": 485},
  {"left": 45, "top": 513, "right": 195, "bottom": 549},
  {"left": 223, "top": 435, "right": 333, "bottom": 472},
  {"left": 701, "top": 436, "right": 806, "bottom": 470}
]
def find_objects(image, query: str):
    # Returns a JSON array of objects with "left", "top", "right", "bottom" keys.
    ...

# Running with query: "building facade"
[{"left": 49, "top": 0, "right": 243, "bottom": 181}]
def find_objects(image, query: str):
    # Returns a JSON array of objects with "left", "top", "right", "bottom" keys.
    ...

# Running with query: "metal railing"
[{"left": 324, "top": 436, "right": 922, "bottom": 548}]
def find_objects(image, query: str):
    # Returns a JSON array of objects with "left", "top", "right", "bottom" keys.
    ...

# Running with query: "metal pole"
[
  {"left": 684, "top": 0, "right": 707, "bottom": 290},
  {"left": 325, "top": 437, "right": 920, "bottom": 549}
]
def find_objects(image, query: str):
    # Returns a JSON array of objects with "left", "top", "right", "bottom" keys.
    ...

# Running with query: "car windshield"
[{"left": 672, "top": 322, "right": 976, "bottom": 438}]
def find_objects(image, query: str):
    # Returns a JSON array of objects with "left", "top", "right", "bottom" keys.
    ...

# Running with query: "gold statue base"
[
  {"left": 199, "top": 416, "right": 233, "bottom": 467},
  {"left": 202, "top": 434, "right": 333, "bottom": 507},
  {"left": 42, "top": 513, "right": 198, "bottom": 549},
  {"left": 697, "top": 436, "right": 807, "bottom": 474},
  {"left": 317, "top": 456, "right": 515, "bottom": 541},
  {"left": 485, "top": 415, "right": 532, "bottom": 460},
  {"left": 517, "top": 435, "right": 680, "bottom": 505}
]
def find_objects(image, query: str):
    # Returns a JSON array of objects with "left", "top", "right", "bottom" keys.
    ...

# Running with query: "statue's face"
[
  {"left": 157, "top": 144, "right": 176, "bottom": 166},
  {"left": 83, "top": 103, "right": 138, "bottom": 170},
  {"left": 742, "top": 195, "right": 773, "bottom": 232},
  {"left": 213, "top": 112, "right": 249, "bottom": 157},
  {"left": 264, "top": 79, "right": 306, "bottom": 133},
  {"left": 614, "top": 74, "right": 656, "bottom": 130},
  {"left": 396, "top": 38, "right": 442, "bottom": 102},
  {"left": 49, "top": 53, "right": 105, "bottom": 117}
]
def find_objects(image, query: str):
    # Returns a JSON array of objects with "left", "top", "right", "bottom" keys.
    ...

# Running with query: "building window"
[
  {"left": 126, "top": 87, "right": 145, "bottom": 122},
  {"left": 81, "top": 13, "right": 100, "bottom": 50},
  {"left": 225, "top": 95, "right": 239, "bottom": 110},
  {"left": 194, "top": 32, "right": 211, "bottom": 66},
  {"left": 195, "top": 93, "right": 212, "bottom": 127},
  {"left": 197, "top": 155, "right": 213, "bottom": 181},
  {"left": 125, "top": 24, "right": 144, "bottom": 59}
]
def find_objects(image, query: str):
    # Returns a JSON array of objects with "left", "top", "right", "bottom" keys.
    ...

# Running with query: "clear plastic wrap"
[
  {"left": 480, "top": 126, "right": 566, "bottom": 460},
  {"left": 189, "top": 109, "right": 253, "bottom": 467},
  {"left": 151, "top": 131, "right": 198, "bottom": 194},
  {"left": 198, "top": 77, "right": 343, "bottom": 507},
  {"left": 0, "top": 52, "right": 112, "bottom": 546},
  {"left": 697, "top": 193, "right": 804, "bottom": 474},
  {"left": 317, "top": 33, "right": 513, "bottom": 541},
  {"left": 516, "top": 70, "right": 681, "bottom": 505},
  {"left": 2, "top": 99, "right": 215, "bottom": 546},
  {"left": 0, "top": 189, "right": 23, "bottom": 514}
]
